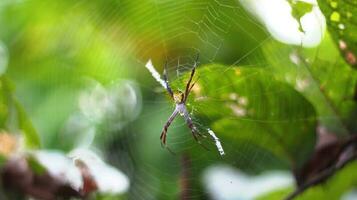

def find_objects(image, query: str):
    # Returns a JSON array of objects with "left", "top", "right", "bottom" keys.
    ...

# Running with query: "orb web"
[
  {"left": 89, "top": 1, "right": 332, "bottom": 199},
  {"left": 2, "top": 0, "right": 350, "bottom": 199}
]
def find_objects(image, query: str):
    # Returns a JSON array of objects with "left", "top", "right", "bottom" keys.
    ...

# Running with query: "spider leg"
[
  {"left": 187, "top": 75, "right": 200, "bottom": 95},
  {"left": 160, "top": 108, "right": 179, "bottom": 146},
  {"left": 164, "top": 146, "right": 176, "bottom": 155},
  {"left": 183, "top": 107, "right": 209, "bottom": 150},
  {"left": 163, "top": 61, "right": 174, "bottom": 98},
  {"left": 184, "top": 54, "right": 199, "bottom": 102},
  {"left": 184, "top": 68, "right": 195, "bottom": 98}
]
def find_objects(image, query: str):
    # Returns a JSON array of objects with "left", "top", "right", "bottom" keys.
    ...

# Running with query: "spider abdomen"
[{"left": 176, "top": 103, "right": 187, "bottom": 116}]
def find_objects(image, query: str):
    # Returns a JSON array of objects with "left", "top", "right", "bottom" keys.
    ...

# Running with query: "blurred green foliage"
[
  {"left": 0, "top": 0, "right": 356, "bottom": 199},
  {"left": 0, "top": 77, "right": 40, "bottom": 148},
  {"left": 317, "top": 0, "right": 357, "bottom": 68}
]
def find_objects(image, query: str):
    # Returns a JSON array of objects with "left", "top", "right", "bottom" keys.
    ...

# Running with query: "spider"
[{"left": 160, "top": 55, "right": 204, "bottom": 147}]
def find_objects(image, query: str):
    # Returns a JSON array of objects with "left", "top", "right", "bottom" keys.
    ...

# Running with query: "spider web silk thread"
[
  {"left": 145, "top": 59, "right": 167, "bottom": 90},
  {"left": 207, "top": 128, "right": 225, "bottom": 156}
]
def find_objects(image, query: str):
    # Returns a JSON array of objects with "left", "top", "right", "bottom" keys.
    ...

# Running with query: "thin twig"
[{"left": 285, "top": 152, "right": 357, "bottom": 200}]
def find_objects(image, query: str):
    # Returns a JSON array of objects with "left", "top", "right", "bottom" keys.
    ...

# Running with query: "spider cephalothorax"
[
  {"left": 173, "top": 91, "right": 184, "bottom": 104},
  {"left": 160, "top": 55, "right": 203, "bottom": 146}
]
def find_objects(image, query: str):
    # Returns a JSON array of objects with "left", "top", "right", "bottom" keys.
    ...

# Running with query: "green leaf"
[
  {"left": 317, "top": 0, "right": 357, "bottom": 68},
  {"left": 261, "top": 36, "right": 357, "bottom": 134},
  {"left": 0, "top": 76, "right": 41, "bottom": 149},
  {"left": 14, "top": 100, "right": 41, "bottom": 149},
  {"left": 174, "top": 64, "right": 317, "bottom": 170},
  {"left": 288, "top": 0, "right": 313, "bottom": 33}
]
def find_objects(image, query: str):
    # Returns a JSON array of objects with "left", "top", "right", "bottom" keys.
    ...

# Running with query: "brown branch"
[
  {"left": 180, "top": 154, "right": 191, "bottom": 200},
  {"left": 285, "top": 151, "right": 357, "bottom": 200}
]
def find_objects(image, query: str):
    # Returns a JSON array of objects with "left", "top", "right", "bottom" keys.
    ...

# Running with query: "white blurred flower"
[
  {"left": 33, "top": 150, "right": 83, "bottom": 190},
  {"left": 239, "top": 0, "right": 325, "bottom": 47},
  {"left": 202, "top": 164, "right": 293, "bottom": 200},
  {"left": 33, "top": 149, "right": 130, "bottom": 195},
  {"left": 69, "top": 148, "right": 130, "bottom": 194}
]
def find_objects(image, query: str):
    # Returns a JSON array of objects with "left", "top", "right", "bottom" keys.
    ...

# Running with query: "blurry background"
[{"left": 0, "top": 0, "right": 356, "bottom": 199}]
